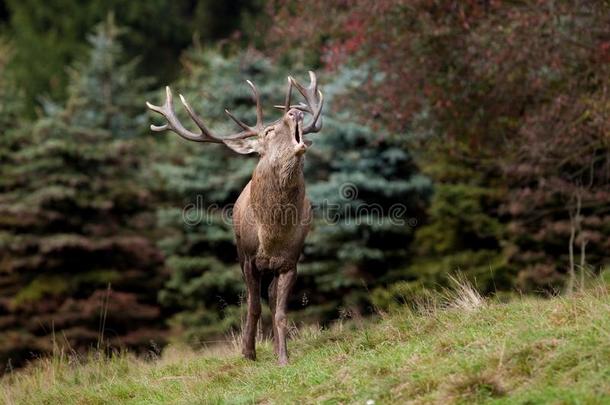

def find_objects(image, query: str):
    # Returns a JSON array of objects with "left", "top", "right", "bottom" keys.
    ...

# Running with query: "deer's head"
[{"left": 146, "top": 72, "right": 323, "bottom": 163}]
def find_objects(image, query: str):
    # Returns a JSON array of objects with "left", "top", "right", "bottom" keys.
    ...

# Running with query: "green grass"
[{"left": 2, "top": 286, "right": 610, "bottom": 404}]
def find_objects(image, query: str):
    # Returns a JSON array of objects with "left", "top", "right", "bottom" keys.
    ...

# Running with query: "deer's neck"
[{"left": 250, "top": 156, "right": 306, "bottom": 224}]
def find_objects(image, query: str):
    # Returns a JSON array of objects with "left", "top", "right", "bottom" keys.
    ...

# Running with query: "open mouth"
[{"left": 294, "top": 122, "right": 301, "bottom": 144}]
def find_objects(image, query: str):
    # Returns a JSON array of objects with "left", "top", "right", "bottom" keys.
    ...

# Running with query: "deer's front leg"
[
  {"left": 268, "top": 275, "right": 279, "bottom": 355},
  {"left": 275, "top": 268, "right": 297, "bottom": 366},
  {"left": 242, "top": 259, "right": 261, "bottom": 361}
]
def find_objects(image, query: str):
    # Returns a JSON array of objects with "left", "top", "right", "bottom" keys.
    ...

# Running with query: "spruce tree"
[
  {"left": 370, "top": 148, "right": 513, "bottom": 311},
  {"left": 0, "top": 17, "right": 166, "bottom": 370}
]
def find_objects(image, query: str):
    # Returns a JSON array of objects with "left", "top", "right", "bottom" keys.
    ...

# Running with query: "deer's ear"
[{"left": 222, "top": 138, "right": 262, "bottom": 155}]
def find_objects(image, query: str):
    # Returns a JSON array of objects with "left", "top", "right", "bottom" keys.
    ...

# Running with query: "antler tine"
[
  {"left": 273, "top": 77, "right": 294, "bottom": 111},
  {"left": 223, "top": 79, "right": 266, "bottom": 137},
  {"left": 307, "top": 90, "right": 324, "bottom": 132},
  {"left": 288, "top": 71, "right": 324, "bottom": 134},
  {"left": 178, "top": 93, "right": 221, "bottom": 142},
  {"left": 247, "top": 80, "right": 264, "bottom": 129},
  {"left": 224, "top": 109, "right": 252, "bottom": 132},
  {"left": 284, "top": 77, "right": 293, "bottom": 112}
]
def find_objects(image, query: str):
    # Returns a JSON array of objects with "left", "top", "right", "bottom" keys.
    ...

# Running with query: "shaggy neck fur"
[{"left": 250, "top": 154, "right": 306, "bottom": 228}]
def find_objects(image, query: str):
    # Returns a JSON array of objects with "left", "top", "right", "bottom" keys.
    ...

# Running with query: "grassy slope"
[{"left": 2, "top": 288, "right": 610, "bottom": 404}]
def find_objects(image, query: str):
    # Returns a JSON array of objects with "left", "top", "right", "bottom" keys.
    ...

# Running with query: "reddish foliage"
[{"left": 266, "top": 0, "right": 610, "bottom": 289}]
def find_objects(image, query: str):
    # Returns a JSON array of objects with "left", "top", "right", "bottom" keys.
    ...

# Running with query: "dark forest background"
[{"left": 0, "top": 0, "right": 608, "bottom": 371}]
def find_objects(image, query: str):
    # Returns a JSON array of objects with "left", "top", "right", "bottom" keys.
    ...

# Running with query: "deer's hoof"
[{"left": 243, "top": 351, "right": 256, "bottom": 361}]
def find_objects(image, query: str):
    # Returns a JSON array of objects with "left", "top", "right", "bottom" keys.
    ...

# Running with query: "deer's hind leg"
[{"left": 242, "top": 258, "right": 261, "bottom": 360}]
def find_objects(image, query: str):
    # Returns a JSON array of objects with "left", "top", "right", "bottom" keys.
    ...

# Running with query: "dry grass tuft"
[{"left": 443, "top": 274, "right": 485, "bottom": 311}]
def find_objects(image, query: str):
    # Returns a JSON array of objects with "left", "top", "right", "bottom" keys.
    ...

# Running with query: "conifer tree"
[{"left": 0, "top": 17, "right": 166, "bottom": 370}]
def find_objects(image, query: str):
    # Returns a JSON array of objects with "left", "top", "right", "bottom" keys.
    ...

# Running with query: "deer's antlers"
[
  {"left": 147, "top": 72, "right": 324, "bottom": 143},
  {"left": 288, "top": 71, "right": 324, "bottom": 134},
  {"left": 146, "top": 81, "right": 264, "bottom": 143},
  {"left": 275, "top": 71, "right": 324, "bottom": 134}
]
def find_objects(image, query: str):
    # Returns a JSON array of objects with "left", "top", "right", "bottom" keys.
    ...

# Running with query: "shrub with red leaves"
[{"left": 266, "top": 0, "right": 610, "bottom": 290}]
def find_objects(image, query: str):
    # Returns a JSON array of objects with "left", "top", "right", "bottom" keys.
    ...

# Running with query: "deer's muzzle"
[{"left": 287, "top": 109, "right": 306, "bottom": 155}]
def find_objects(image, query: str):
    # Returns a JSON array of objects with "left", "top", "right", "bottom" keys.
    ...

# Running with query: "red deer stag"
[{"left": 146, "top": 72, "right": 323, "bottom": 365}]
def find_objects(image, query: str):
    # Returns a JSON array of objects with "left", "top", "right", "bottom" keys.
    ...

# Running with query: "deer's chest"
[{"left": 252, "top": 196, "right": 311, "bottom": 270}]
